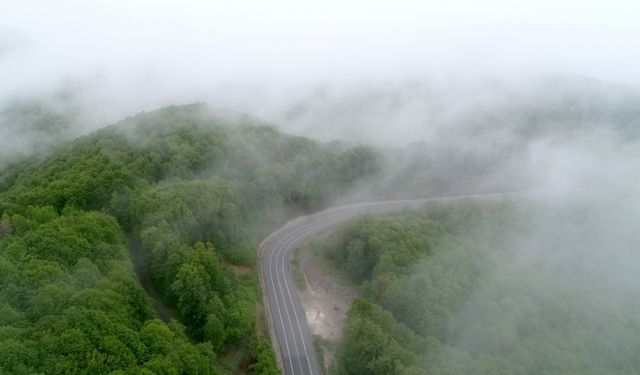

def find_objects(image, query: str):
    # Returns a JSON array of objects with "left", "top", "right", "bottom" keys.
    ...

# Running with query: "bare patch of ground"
[{"left": 295, "top": 243, "right": 357, "bottom": 372}]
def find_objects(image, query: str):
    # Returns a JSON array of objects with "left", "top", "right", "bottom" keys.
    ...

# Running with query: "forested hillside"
[
  {"left": 0, "top": 98, "right": 79, "bottom": 171},
  {"left": 321, "top": 198, "right": 640, "bottom": 375},
  {"left": 0, "top": 104, "right": 381, "bottom": 374},
  {"left": 280, "top": 76, "right": 640, "bottom": 199}
]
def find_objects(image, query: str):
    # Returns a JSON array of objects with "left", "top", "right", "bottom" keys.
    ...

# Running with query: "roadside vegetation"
[
  {"left": 0, "top": 104, "right": 381, "bottom": 374},
  {"left": 323, "top": 199, "right": 640, "bottom": 375}
]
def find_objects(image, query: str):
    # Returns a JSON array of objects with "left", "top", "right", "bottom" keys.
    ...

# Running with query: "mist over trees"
[
  {"left": 1, "top": 72, "right": 639, "bottom": 375},
  {"left": 255, "top": 75, "right": 640, "bottom": 143},
  {"left": 3, "top": 2, "right": 640, "bottom": 374},
  {"left": 275, "top": 76, "right": 640, "bottom": 198},
  {"left": 322, "top": 197, "right": 640, "bottom": 375},
  {"left": 7, "top": 74, "right": 639, "bottom": 202},
  {"left": 0, "top": 97, "right": 80, "bottom": 171},
  {"left": 0, "top": 104, "right": 381, "bottom": 374}
]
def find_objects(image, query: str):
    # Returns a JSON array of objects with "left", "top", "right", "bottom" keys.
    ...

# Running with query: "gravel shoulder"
[{"left": 294, "top": 242, "right": 357, "bottom": 372}]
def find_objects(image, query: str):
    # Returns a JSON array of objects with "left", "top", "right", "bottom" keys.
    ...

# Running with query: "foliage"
[
  {"left": 0, "top": 104, "right": 381, "bottom": 373},
  {"left": 249, "top": 340, "right": 279, "bottom": 375},
  {"left": 0, "top": 208, "right": 216, "bottom": 374},
  {"left": 329, "top": 200, "right": 640, "bottom": 375}
]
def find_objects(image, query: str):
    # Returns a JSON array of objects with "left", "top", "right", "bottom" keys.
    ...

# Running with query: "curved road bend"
[{"left": 259, "top": 193, "right": 520, "bottom": 375}]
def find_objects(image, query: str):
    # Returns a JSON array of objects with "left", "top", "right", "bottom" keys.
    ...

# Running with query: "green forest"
[
  {"left": 0, "top": 104, "right": 382, "bottom": 374},
  {"left": 321, "top": 199, "right": 640, "bottom": 375}
]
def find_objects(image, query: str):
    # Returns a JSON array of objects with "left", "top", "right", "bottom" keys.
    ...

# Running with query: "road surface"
[{"left": 259, "top": 195, "right": 518, "bottom": 375}]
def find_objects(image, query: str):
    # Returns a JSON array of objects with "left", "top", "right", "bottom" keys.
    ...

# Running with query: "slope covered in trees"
[
  {"left": 0, "top": 207, "right": 216, "bottom": 374},
  {"left": 0, "top": 104, "right": 381, "bottom": 374},
  {"left": 322, "top": 199, "right": 640, "bottom": 375}
]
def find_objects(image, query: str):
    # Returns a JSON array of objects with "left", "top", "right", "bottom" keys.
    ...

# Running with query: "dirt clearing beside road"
[{"left": 293, "top": 242, "right": 357, "bottom": 371}]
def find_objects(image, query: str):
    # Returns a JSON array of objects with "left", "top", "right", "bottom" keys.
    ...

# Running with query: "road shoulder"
[{"left": 294, "top": 241, "right": 357, "bottom": 373}]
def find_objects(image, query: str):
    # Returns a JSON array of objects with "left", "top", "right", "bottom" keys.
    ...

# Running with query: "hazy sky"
[{"left": 3, "top": 0, "right": 640, "bottom": 98}]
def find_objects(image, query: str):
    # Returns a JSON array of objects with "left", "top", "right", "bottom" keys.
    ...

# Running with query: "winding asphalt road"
[{"left": 259, "top": 195, "right": 518, "bottom": 375}]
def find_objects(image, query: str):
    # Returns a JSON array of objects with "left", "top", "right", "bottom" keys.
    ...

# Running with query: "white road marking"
[
  {"left": 261, "top": 194, "right": 528, "bottom": 374},
  {"left": 267, "top": 238, "right": 295, "bottom": 372},
  {"left": 270, "top": 205, "right": 408, "bottom": 374}
]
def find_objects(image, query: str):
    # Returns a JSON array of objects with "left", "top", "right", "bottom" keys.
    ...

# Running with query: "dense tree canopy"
[
  {"left": 0, "top": 104, "right": 382, "bottom": 374},
  {"left": 0, "top": 207, "right": 216, "bottom": 374},
  {"left": 324, "top": 200, "right": 640, "bottom": 375}
]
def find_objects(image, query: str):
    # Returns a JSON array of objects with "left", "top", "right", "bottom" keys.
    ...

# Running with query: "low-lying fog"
[{"left": 3, "top": 2, "right": 640, "bottom": 371}]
